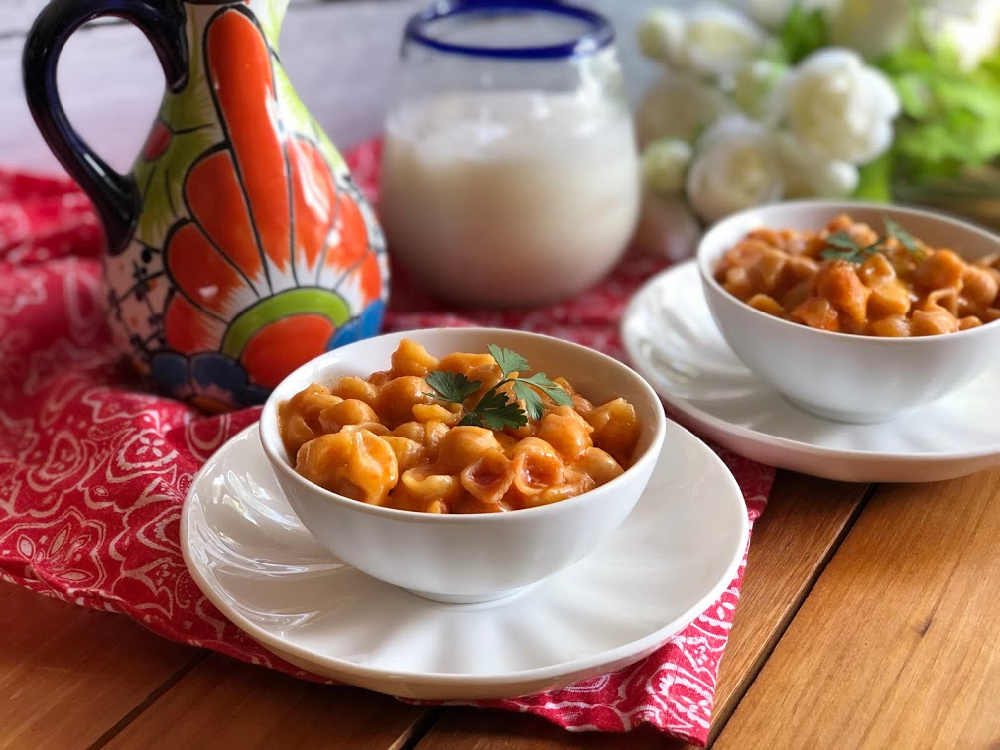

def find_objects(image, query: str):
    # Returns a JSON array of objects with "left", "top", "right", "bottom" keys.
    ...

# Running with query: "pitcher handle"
[{"left": 23, "top": 0, "right": 188, "bottom": 252}]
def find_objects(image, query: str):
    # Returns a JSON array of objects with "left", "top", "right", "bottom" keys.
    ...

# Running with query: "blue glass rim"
[{"left": 403, "top": 0, "right": 615, "bottom": 60}]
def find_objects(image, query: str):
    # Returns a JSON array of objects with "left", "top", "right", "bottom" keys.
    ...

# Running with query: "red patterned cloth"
[{"left": 0, "top": 142, "right": 773, "bottom": 746}]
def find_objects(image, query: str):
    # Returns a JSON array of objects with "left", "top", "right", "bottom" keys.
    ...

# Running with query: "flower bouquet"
[{"left": 632, "top": 0, "right": 1000, "bottom": 257}]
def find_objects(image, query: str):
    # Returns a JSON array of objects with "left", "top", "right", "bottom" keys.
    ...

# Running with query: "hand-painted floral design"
[
  {"left": 151, "top": 351, "right": 269, "bottom": 413},
  {"left": 105, "top": 3, "right": 388, "bottom": 409}
]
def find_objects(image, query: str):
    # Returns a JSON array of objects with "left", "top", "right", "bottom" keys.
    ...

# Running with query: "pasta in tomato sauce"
[
  {"left": 714, "top": 214, "right": 1000, "bottom": 336},
  {"left": 279, "top": 339, "right": 642, "bottom": 514}
]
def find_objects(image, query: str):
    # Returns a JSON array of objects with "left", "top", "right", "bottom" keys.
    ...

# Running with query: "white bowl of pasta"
[
  {"left": 697, "top": 200, "right": 1000, "bottom": 424},
  {"left": 259, "top": 328, "right": 667, "bottom": 604}
]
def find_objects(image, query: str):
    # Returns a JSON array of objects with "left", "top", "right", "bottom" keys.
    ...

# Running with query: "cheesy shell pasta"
[
  {"left": 714, "top": 214, "right": 1000, "bottom": 337},
  {"left": 279, "top": 340, "right": 641, "bottom": 514}
]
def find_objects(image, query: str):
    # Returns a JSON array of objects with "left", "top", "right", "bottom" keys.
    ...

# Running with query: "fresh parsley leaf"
[
  {"left": 824, "top": 232, "right": 861, "bottom": 251},
  {"left": 820, "top": 243, "right": 881, "bottom": 263},
  {"left": 426, "top": 345, "right": 573, "bottom": 429},
  {"left": 883, "top": 216, "right": 922, "bottom": 255},
  {"left": 820, "top": 231, "right": 867, "bottom": 262},
  {"left": 518, "top": 372, "right": 574, "bottom": 407},
  {"left": 487, "top": 344, "right": 529, "bottom": 380},
  {"left": 819, "top": 218, "right": 925, "bottom": 264},
  {"left": 425, "top": 370, "right": 481, "bottom": 404},
  {"left": 460, "top": 388, "right": 527, "bottom": 430},
  {"left": 820, "top": 248, "right": 862, "bottom": 261},
  {"left": 512, "top": 380, "right": 546, "bottom": 421}
]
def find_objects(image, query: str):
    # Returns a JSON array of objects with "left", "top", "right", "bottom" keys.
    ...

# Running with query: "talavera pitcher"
[{"left": 24, "top": 0, "right": 389, "bottom": 411}]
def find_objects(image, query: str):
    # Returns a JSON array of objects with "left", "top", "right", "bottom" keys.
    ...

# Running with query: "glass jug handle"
[{"left": 22, "top": 0, "right": 188, "bottom": 253}]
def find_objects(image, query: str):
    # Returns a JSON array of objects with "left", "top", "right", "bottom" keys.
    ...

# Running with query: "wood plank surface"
[
  {"left": 413, "top": 472, "right": 871, "bottom": 749},
  {"left": 104, "top": 653, "right": 430, "bottom": 750},
  {"left": 715, "top": 467, "right": 1000, "bottom": 749},
  {"left": 0, "top": 583, "right": 202, "bottom": 750}
]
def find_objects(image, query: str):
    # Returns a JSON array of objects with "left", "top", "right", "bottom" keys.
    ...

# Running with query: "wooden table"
[{"left": 3, "top": 467, "right": 1000, "bottom": 749}]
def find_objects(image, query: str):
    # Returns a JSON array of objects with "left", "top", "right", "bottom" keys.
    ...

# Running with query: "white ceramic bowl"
[
  {"left": 697, "top": 201, "right": 1000, "bottom": 424},
  {"left": 260, "top": 328, "right": 667, "bottom": 604}
]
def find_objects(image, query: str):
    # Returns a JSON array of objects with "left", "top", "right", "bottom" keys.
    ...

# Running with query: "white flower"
[
  {"left": 642, "top": 138, "right": 692, "bottom": 195},
  {"left": 637, "top": 7, "right": 686, "bottom": 66},
  {"left": 682, "top": 4, "right": 768, "bottom": 77},
  {"left": 922, "top": 0, "right": 1000, "bottom": 71},
  {"left": 635, "top": 71, "right": 735, "bottom": 147},
  {"left": 637, "top": 3, "right": 766, "bottom": 78},
  {"left": 770, "top": 48, "right": 900, "bottom": 164},
  {"left": 774, "top": 131, "right": 859, "bottom": 198},
  {"left": 686, "top": 115, "right": 784, "bottom": 223},
  {"left": 733, "top": 59, "right": 789, "bottom": 118},
  {"left": 828, "top": 0, "right": 912, "bottom": 60}
]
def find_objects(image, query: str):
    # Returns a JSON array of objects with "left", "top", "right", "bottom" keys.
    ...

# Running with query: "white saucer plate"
[
  {"left": 181, "top": 423, "right": 748, "bottom": 700},
  {"left": 622, "top": 261, "right": 1000, "bottom": 483}
]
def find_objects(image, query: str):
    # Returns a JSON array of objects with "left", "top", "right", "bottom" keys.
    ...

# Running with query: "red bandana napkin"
[{"left": 0, "top": 141, "right": 773, "bottom": 746}]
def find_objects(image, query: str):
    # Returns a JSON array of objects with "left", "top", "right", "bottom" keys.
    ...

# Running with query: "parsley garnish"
[
  {"left": 883, "top": 217, "right": 922, "bottom": 255},
  {"left": 424, "top": 370, "right": 481, "bottom": 404},
  {"left": 819, "top": 216, "right": 925, "bottom": 264},
  {"left": 423, "top": 345, "right": 573, "bottom": 430}
]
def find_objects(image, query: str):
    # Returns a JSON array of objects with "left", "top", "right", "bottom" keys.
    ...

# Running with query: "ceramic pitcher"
[{"left": 23, "top": 0, "right": 389, "bottom": 411}]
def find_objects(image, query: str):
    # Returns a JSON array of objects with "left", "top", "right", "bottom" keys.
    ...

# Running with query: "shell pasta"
[
  {"left": 714, "top": 214, "right": 1000, "bottom": 336},
  {"left": 279, "top": 339, "right": 641, "bottom": 513}
]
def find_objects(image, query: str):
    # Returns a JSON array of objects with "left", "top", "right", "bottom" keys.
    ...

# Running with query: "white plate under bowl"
[
  {"left": 621, "top": 261, "right": 1000, "bottom": 483},
  {"left": 181, "top": 422, "right": 748, "bottom": 701}
]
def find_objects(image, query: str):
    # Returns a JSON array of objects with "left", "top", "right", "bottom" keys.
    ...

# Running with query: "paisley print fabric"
[{"left": 0, "top": 142, "right": 774, "bottom": 746}]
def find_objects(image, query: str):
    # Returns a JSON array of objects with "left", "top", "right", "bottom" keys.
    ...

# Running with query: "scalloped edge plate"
[
  {"left": 181, "top": 422, "right": 748, "bottom": 700},
  {"left": 621, "top": 261, "right": 1000, "bottom": 483}
]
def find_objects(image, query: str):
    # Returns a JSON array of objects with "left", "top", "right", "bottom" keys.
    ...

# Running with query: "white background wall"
[{"left": 1, "top": 0, "right": 660, "bottom": 175}]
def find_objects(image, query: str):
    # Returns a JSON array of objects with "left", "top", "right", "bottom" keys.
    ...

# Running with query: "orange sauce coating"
[
  {"left": 279, "top": 339, "right": 642, "bottom": 514},
  {"left": 714, "top": 214, "right": 1000, "bottom": 336}
]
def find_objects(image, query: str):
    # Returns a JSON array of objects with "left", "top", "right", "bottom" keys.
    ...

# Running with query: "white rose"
[
  {"left": 681, "top": 4, "right": 768, "bottom": 77},
  {"left": 770, "top": 48, "right": 900, "bottom": 164},
  {"left": 922, "top": 0, "right": 1000, "bottom": 71},
  {"left": 686, "top": 115, "right": 784, "bottom": 223},
  {"left": 642, "top": 138, "right": 692, "bottom": 195},
  {"left": 774, "top": 131, "right": 859, "bottom": 198},
  {"left": 635, "top": 71, "right": 735, "bottom": 147},
  {"left": 637, "top": 7, "right": 686, "bottom": 67},
  {"left": 828, "top": 0, "right": 912, "bottom": 60}
]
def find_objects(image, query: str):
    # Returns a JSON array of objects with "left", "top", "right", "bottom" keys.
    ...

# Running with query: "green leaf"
[
  {"left": 518, "top": 373, "right": 574, "bottom": 407},
  {"left": 824, "top": 232, "right": 861, "bottom": 251},
  {"left": 487, "top": 345, "right": 529, "bottom": 380},
  {"left": 882, "top": 38, "right": 1000, "bottom": 184},
  {"left": 883, "top": 216, "right": 921, "bottom": 254},
  {"left": 512, "top": 381, "right": 546, "bottom": 421},
  {"left": 820, "top": 248, "right": 862, "bottom": 262},
  {"left": 462, "top": 388, "right": 527, "bottom": 430},
  {"left": 776, "top": 2, "right": 829, "bottom": 64},
  {"left": 425, "top": 371, "right": 481, "bottom": 404},
  {"left": 429, "top": 345, "right": 572, "bottom": 430},
  {"left": 891, "top": 73, "right": 932, "bottom": 119}
]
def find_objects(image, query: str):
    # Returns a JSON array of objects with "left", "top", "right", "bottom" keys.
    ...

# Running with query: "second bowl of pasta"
[
  {"left": 259, "top": 328, "right": 667, "bottom": 604},
  {"left": 697, "top": 200, "right": 1000, "bottom": 423}
]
